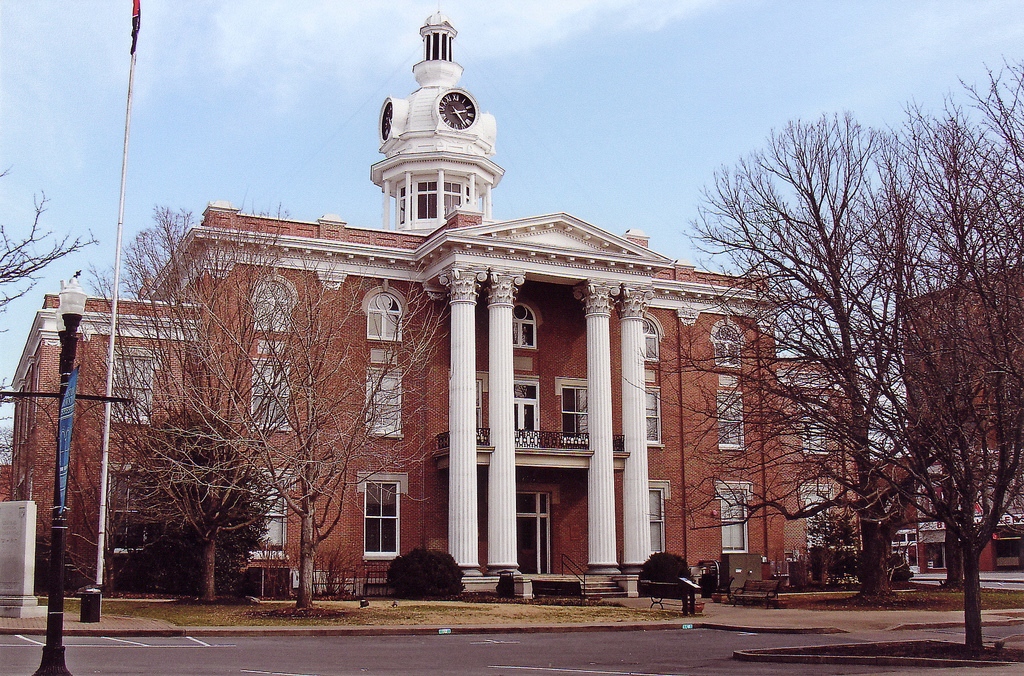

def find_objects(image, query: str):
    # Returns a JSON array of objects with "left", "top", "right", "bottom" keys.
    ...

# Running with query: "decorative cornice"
[
  {"left": 574, "top": 281, "right": 616, "bottom": 317},
  {"left": 317, "top": 268, "right": 348, "bottom": 289}
]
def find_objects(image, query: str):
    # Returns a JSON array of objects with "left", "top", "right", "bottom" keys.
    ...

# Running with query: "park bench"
[
  {"left": 728, "top": 579, "right": 780, "bottom": 608},
  {"left": 361, "top": 562, "right": 391, "bottom": 597},
  {"left": 638, "top": 578, "right": 701, "bottom": 615}
]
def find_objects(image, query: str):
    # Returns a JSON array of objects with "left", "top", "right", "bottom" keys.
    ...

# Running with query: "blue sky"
[{"left": 2, "top": 0, "right": 1024, "bottom": 400}]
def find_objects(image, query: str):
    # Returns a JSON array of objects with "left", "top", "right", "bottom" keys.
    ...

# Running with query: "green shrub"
[
  {"left": 639, "top": 552, "right": 689, "bottom": 582},
  {"left": 387, "top": 548, "right": 464, "bottom": 598}
]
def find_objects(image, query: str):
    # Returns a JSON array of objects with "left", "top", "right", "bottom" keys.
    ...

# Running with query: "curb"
[{"left": 733, "top": 640, "right": 1019, "bottom": 668}]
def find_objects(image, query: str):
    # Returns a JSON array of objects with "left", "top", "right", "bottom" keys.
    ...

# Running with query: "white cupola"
[{"left": 371, "top": 14, "right": 503, "bottom": 232}]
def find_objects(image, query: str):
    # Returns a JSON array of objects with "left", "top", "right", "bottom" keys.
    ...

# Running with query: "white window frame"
[
  {"left": 718, "top": 481, "right": 751, "bottom": 553},
  {"left": 253, "top": 277, "right": 295, "bottom": 333},
  {"left": 368, "top": 368, "right": 402, "bottom": 437},
  {"left": 263, "top": 494, "right": 288, "bottom": 550},
  {"left": 443, "top": 181, "right": 467, "bottom": 217},
  {"left": 366, "top": 292, "right": 403, "bottom": 342},
  {"left": 114, "top": 353, "right": 156, "bottom": 423},
  {"left": 649, "top": 487, "right": 666, "bottom": 555},
  {"left": 363, "top": 480, "right": 400, "bottom": 558},
  {"left": 561, "top": 385, "right": 588, "bottom": 434},
  {"left": 717, "top": 390, "right": 744, "bottom": 448},
  {"left": 512, "top": 304, "right": 537, "bottom": 349},
  {"left": 643, "top": 317, "right": 660, "bottom": 361},
  {"left": 252, "top": 358, "right": 290, "bottom": 431},
  {"left": 646, "top": 389, "right": 661, "bottom": 443},
  {"left": 712, "top": 320, "right": 742, "bottom": 369}
]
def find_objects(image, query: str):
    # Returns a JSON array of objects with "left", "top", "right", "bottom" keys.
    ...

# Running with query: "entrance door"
[{"left": 516, "top": 492, "right": 550, "bottom": 574}]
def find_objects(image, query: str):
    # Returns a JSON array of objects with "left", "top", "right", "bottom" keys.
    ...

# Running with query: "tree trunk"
[
  {"left": 201, "top": 537, "right": 217, "bottom": 602},
  {"left": 296, "top": 512, "right": 315, "bottom": 609},
  {"left": 962, "top": 543, "right": 983, "bottom": 655},
  {"left": 858, "top": 517, "right": 892, "bottom": 598},
  {"left": 943, "top": 528, "right": 964, "bottom": 589}
]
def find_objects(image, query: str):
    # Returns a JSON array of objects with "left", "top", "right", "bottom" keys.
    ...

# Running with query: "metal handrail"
[{"left": 559, "top": 553, "right": 587, "bottom": 599}]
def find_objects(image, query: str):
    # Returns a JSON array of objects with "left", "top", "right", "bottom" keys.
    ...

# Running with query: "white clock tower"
[{"left": 371, "top": 13, "right": 503, "bottom": 231}]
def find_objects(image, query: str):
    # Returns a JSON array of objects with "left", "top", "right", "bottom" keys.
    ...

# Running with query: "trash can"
[{"left": 80, "top": 588, "right": 101, "bottom": 623}]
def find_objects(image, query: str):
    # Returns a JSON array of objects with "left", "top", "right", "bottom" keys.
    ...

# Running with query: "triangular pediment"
[{"left": 450, "top": 213, "right": 674, "bottom": 264}]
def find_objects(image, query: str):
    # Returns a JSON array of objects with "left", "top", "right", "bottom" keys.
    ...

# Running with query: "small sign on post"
[{"left": 56, "top": 367, "right": 79, "bottom": 516}]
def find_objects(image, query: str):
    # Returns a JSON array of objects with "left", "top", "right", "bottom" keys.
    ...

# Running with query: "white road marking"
[
  {"left": 104, "top": 636, "right": 151, "bottom": 646},
  {"left": 240, "top": 670, "right": 322, "bottom": 676},
  {"left": 471, "top": 639, "right": 522, "bottom": 644},
  {"left": 490, "top": 666, "right": 690, "bottom": 676},
  {"left": 15, "top": 635, "right": 45, "bottom": 646},
  {"left": 187, "top": 636, "right": 213, "bottom": 647}
]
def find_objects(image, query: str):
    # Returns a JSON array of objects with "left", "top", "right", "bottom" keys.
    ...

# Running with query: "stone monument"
[{"left": 0, "top": 501, "right": 46, "bottom": 618}]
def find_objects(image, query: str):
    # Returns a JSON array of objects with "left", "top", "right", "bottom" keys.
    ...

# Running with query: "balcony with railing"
[{"left": 434, "top": 429, "right": 626, "bottom": 469}]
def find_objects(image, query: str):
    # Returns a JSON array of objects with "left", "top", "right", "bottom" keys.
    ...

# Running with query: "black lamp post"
[{"left": 34, "top": 275, "right": 87, "bottom": 676}]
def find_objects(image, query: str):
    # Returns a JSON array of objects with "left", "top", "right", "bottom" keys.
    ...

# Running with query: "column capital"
[
  {"left": 574, "top": 280, "right": 616, "bottom": 316},
  {"left": 676, "top": 306, "right": 700, "bottom": 325},
  {"left": 487, "top": 270, "right": 525, "bottom": 307},
  {"left": 618, "top": 285, "right": 655, "bottom": 319},
  {"left": 439, "top": 267, "right": 487, "bottom": 303}
]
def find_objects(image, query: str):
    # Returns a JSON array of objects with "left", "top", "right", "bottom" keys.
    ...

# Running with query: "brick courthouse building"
[{"left": 9, "top": 14, "right": 792, "bottom": 594}]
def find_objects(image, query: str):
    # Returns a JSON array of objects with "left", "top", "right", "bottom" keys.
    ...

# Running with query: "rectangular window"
[
  {"left": 649, "top": 488, "right": 665, "bottom": 554},
  {"left": 646, "top": 390, "right": 661, "bottom": 443},
  {"left": 114, "top": 355, "right": 155, "bottom": 422},
  {"left": 443, "top": 181, "right": 464, "bottom": 216},
  {"left": 417, "top": 181, "right": 437, "bottom": 219},
  {"left": 561, "top": 386, "right": 588, "bottom": 434},
  {"left": 399, "top": 187, "right": 406, "bottom": 225},
  {"left": 252, "top": 359, "right": 289, "bottom": 430},
  {"left": 263, "top": 494, "right": 287, "bottom": 549},
  {"left": 717, "top": 390, "right": 744, "bottom": 447},
  {"left": 718, "top": 482, "right": 750, "bottom": 553},
  {"left": 801, "top": 421, "right": 827, "bottom": 454},
  {"left": 364, "top": 481, "right": 399, "bottom": 556},
  {"left": 368, "top": 369, "right": 402, "bottom": 436}
]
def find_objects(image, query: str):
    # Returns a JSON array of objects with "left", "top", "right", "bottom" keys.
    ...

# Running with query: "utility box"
[{"left": 722, "top": 553, "right": 765, "bottom": 588}]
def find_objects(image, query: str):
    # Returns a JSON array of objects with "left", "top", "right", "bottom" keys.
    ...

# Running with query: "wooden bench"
[
  {"left": 361, "top": 563, "right": 391, "bottom": 597},
  {"left": 638, "top": 579, "right": 700, "bottom": 615},
  {"left": 728, "top": 579, "right": 780, "bottom": 608}
]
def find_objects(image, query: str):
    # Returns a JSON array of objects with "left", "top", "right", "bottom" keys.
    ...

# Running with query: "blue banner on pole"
[{"left": 57, "top": 367, "right": 79, "bottom": 514}]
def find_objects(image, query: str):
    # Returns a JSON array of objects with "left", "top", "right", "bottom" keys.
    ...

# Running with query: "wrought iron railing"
[
  {"left": 436, "top": 429, "right": 625, "bottom": 452},
  {"left": 560, "top": 553, "right": 587, "bottom": 599}
]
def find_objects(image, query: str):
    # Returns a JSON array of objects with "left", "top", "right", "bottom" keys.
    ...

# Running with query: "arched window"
[
  {"left": 253, "top": 278, "right": 294, "bottom": 332},
  {"left": 367, "top": 292, "right": 402, "bottom": 341},
  {"left": 512, "top": 304, "right": 536, "bottom": 348},
  {"left": 643, "top": 318, "right": 660, "bottom": 361},
  {"left": 711, "top": 321, "right": 742, "bottom": 368}
]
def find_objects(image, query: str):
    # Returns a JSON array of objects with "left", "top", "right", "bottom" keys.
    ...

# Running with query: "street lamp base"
[{"left": 33, "top": 645, "right": 72, "bottom": 676}]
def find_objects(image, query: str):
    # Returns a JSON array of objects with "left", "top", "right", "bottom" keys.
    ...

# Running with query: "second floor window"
[
  {"left": 643, "top": 318, "right": 660, "bottom": 361},
  {"left": 252, "top": 359, "right": 289, "bottom": 430},
  {"left": 513, "top": 305, "right": 536, "bottom": 348},
  {"left": 712, "top": 321, "right": 742, "bottom": 369},
  {"left": 561, "top": 386, "right": 588, "bottom": 434},
  {"left": 717, "top": 390, "right": 744, "bottom": 447},
  {"left": 368, "top": 369, "right": 402, "bottom": 436},
  {"left": 367, "top": 292, "right": 402, "bottom": 341},
  {"left": 114, "top": 355, "right": 155, "bottom": 423}
]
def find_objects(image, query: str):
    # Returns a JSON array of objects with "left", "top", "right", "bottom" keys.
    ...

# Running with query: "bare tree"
[
  {"left": 112, "top": 207, "right": 441, "bottom": 607},
  {"left": 0, "top": 172, "right": 93, "bottom": 318},
  {"left": 692, "top": 113, "right": 904, "bottom": 599}
]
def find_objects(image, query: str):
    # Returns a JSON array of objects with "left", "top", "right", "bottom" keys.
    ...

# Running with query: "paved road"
[{"left": 5, "top": 627, "right": 1023, "bottom": 676}]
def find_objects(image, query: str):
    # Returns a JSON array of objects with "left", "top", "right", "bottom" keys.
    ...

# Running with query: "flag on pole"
[{"left": 131, "top": 0, "right": 141, "bottom": 54}]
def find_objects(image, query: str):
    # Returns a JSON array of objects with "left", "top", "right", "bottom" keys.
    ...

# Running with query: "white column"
[
  {"left": 487, "top": 271, "right": 524, "bottom": 573},
  {"left": 575, "top": 281, "right": 619, "bottom": 574},
  {"left": 619, "top": 286, "right": 654, "bottom": 573},
  {"left": 437, "top": 168, "right": 445, "bottom": 229},
  {"left": 484, "top": 183, "right": 493, "bottom": 221},
  {"left": 442, "top": 267, "right": 484, "bottom": 575},
  {"left": 382, "top": 179, "right": 391, "bottom": 230},
  {"left": 469, "top": 174, "right": 478, "bottom": 211}
]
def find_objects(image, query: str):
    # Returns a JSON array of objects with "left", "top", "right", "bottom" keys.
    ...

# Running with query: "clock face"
[
  {"left": 380, "top": 101, "right": 393, "bottom": 141},
  {"left": 439, "top": 91, "right": 476, "bottom": 130}
]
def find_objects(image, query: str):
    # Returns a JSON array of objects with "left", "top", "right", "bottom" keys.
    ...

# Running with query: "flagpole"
[{"left": 96, "top": 3, "right": 139, "bottom": 590}]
